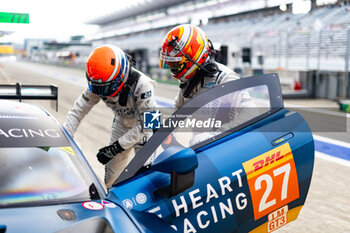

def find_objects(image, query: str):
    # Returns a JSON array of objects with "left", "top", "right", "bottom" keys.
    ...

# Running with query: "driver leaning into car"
[
  {"left": 159, "top": 24, "right": 256, "bottom": 145},
  {"left": 64, "top": 45, "right": 156, "bottom": 188}
]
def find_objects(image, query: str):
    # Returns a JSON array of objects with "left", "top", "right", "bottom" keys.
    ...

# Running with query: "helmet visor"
[
  {"left": 159, "top": 52, "right": 184, "bottom": 69},
  {"left": 86, "top": 73, "right": 124, "bottom": 97}
]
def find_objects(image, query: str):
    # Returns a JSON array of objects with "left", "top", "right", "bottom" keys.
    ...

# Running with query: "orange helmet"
[
  {"left": 160, "top": 24, "right": 210, "bottom": 82},
  {"left": 86, "top": 45, "right": 129, "bottom": 97}
]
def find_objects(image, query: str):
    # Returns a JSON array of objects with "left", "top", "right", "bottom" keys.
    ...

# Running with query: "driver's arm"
[{"left": 63, "top": 88, "right": 100, "bottom": 137}]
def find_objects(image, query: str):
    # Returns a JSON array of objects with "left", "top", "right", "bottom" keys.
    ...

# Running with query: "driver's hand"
[{"left": 96, "top": 140, "right": 124, "bottom": 165}]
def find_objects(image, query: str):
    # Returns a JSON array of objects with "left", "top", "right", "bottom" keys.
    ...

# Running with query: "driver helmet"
[
  {"left": 86, "top": 44, "right": 129, "bottom": 97},
  {"left": 159, "top": 24, "right": 210, "bottom": 82}
]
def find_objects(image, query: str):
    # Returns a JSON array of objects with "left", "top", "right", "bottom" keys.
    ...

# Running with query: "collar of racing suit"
[
  {"left": 179, "top": 58, "right": 219, "bottom": 98},
  {"left": 118, "top": 67, "right": 140, "bottom": 107}
]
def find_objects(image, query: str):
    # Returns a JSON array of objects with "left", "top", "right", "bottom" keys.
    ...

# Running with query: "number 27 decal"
[{"left": 243, "top": 143, "right": 299, "bottom": 220}]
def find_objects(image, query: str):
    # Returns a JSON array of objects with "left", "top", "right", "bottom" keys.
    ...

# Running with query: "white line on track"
[
  {"left": 313, "top": 134, "right": 350, "bottom": 148},
  {"left": 285, "top": 102, "right": 350, "bottom": 119},
  {"left": 315, "top": 151, "right": 350, "bottom": 168}
]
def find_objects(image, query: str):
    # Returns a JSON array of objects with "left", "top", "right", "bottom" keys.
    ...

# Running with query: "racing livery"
[
  {"left": 0, "top": 73, "right": 314, "bottom": 233},
  {"left": 113, "top": 73, "right": 314, "bottom": 233}
]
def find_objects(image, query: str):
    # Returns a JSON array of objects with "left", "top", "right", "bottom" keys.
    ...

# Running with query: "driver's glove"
[{"left": 97, "top": 140, "right": 125, "bottom": 165}]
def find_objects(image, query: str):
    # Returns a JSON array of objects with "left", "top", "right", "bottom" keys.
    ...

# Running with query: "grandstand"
[
  {"left": 82, "top": 0, "right": 350, "bottom": 98},
  {"left": 87, "top": 1, "right": 347, "bottom": 68}
]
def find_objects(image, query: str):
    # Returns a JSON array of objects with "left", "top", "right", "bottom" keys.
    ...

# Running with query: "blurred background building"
[{"left": 2, "top": 0, "right": 350, "bottom": 99}]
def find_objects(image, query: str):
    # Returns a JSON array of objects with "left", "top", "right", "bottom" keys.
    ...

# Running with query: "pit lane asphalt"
[{"left": 0, "top": 60, "right": 349, "bottom": 233}]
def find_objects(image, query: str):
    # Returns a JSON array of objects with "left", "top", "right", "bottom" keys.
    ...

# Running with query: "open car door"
[{"left": 108, "top": 73, "right": 314, "bottom": 233}]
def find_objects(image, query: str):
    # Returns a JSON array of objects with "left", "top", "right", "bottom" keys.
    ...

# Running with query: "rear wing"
[{"left": 0, "top": 83, "right": 58, "bottom": 111}]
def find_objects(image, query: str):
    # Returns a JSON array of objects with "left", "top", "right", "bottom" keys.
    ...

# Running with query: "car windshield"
[{"left": 0, "top": 146, "right": 96, "bottom": 208}]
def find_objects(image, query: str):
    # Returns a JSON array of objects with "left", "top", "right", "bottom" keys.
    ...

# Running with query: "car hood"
[{"left": 0, "top": 200, "right": 141, "bottom": 233}]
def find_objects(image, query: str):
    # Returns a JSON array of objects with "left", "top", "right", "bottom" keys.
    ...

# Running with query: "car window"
[
  {"left": 115, "top": 74, "right": 283, "bottom": 185},
  {"left": 0, "top": 146, "right": 96, "bottom": 207},
  {"left": 148, "top": 85, "right": 270, "bottom": 161}
]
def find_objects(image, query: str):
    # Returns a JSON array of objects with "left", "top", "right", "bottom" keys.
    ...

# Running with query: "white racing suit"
[
  {"left": 64, "top": 69, "right": 156, "bottom": 187},
  {"left": 174, "top": 62, "right": 257, "bottom": 146}
]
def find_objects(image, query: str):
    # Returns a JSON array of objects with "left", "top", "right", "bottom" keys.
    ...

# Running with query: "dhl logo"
[{"left": 243, "top": 143, "right": 294, "bottom": 179}]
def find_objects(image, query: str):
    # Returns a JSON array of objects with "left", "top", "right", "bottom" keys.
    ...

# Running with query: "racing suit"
[
  {"left": 174, "top": 62, "right": 239, "bottom": 108},
  {"left": 174, "top": 62, "right": 257, "bottom": 145},
  {"left": 64, "top": 68, "right": 156, "bottom": 187}
]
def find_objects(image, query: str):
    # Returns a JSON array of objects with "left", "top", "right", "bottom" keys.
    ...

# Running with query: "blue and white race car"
[{"left": 0, "top": 73, "right": 314, "bottom": 233}]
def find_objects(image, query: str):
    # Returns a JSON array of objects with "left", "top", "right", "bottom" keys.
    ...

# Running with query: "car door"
[{"left": 108, "top": 73, "right": 314, "bottom": 233}]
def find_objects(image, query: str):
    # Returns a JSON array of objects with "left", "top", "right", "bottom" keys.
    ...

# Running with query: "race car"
[{"left": 0, "top": 73, "right": 314, "bottom": 233}]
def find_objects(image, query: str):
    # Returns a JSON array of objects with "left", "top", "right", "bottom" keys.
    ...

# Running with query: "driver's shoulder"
[
  {"left": 132, "top": 70, "right": 155, "bottom": 95},
  {"left": 216, "top": 63, "right": 239, "bottom": 85}
]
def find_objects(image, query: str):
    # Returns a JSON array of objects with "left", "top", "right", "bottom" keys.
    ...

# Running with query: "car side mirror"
[{"left": 151, "top": 146, "right": 198, "bottom": 198}]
